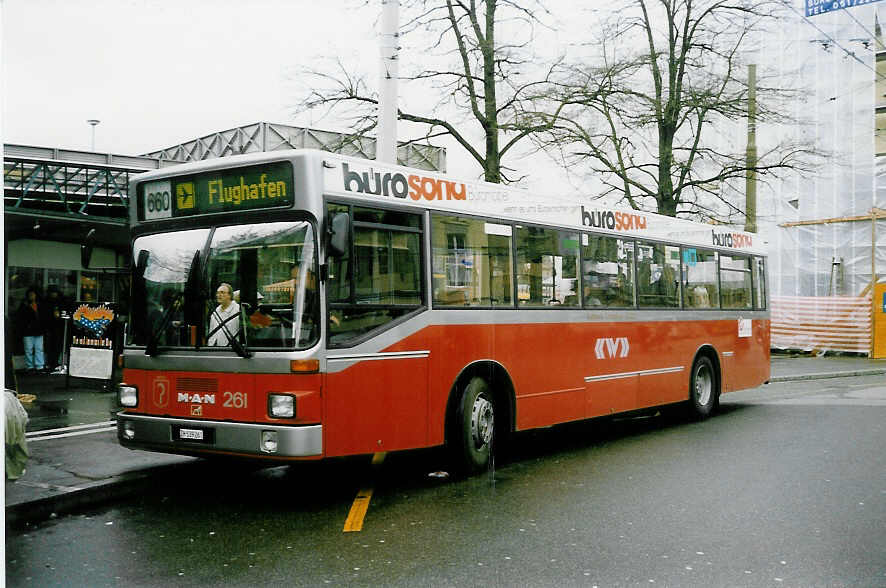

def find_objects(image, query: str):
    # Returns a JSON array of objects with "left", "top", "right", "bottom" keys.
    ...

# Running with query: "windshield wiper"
[{"left": 206, "top": 307, "right": 251, "bottom": 358}]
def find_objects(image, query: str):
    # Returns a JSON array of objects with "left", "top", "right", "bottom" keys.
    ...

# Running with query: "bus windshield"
[{"left": 128, "top": 220, "right": 319, "bottom": 351}]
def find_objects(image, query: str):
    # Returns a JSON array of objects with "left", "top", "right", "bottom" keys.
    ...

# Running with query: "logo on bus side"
[
  {"left": 595, "top": 337, "right": 629, "bottom": 359},
  {"left": 581, "top": 206, "right": 648, "bottom": 231},
  {"left": 342, "top": 163, "right": 467, "bottom": 202},
  {"left": 712, "top": 230, "right": 752, "bottom": 249}
]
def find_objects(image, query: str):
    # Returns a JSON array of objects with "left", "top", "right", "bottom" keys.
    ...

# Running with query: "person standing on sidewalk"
[{"left": 16, "top": 287, "right": 49, "bottom": 374}]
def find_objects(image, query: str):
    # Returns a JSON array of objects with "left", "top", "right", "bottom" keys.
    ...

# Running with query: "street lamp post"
[{"left": 87, "top": 119, "right": 100, "bottom": 151}]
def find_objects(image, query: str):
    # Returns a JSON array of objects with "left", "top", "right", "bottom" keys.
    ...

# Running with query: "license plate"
[{"left": 178, "top": 428, "right": 204, "bottom": 441}]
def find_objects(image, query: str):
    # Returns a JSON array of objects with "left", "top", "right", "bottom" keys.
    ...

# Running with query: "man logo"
[
  {"left": 176, "top": 182, "right": 195, "bottom": 209},
  {"left": 191, "top": 405, "right": 203, "bottom": 417},
  {"left": 595, "top": 337, "right": 630, "bottom": 359},
  {"left": 152, "top": 376, "right": 170, "bottom": 408}
]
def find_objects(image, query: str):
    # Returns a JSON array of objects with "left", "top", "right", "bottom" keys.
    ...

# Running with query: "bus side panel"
[
  {"left": 492, "top": 322, "right": 587, "bottom": 430},
  {"left": 323, "top": 356, "right": 429, "bottom": 457},
  {"left": 724, "top": 318, "right": 770, "bottom": 393}
]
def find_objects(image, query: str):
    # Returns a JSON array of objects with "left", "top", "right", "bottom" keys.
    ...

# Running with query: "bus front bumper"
[{"left": 116, "top": 412, "right": 322, "bottom": 458}]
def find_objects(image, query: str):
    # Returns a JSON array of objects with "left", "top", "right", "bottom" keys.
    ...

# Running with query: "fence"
[{"left": 771, "top": 295, "right": 872, "bottom": 354}]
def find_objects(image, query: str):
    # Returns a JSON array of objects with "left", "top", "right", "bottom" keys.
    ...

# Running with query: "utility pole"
[
  {"left": 744, "top": 64, "right": 757, "bottom": 233},
  {"left": 377, "top": 0, "right": 400, "bottom": 164}
]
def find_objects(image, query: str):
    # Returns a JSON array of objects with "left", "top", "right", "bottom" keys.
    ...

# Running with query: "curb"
[
  {"left": 5, "top": 462, "right": 191, "bottom": 526},
  {"left": 769, "top": 368, "right": 886, "bottom": 383}
]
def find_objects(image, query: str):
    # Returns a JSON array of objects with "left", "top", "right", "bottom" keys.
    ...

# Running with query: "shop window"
[
  {"left": 81, "top": 272, "right": 114, "bottom": 303},
  {"left": 6, "top": 267, "right": 43, "bottom": 311}
]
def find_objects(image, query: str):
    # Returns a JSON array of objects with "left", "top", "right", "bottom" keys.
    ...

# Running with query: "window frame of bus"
[
  {"left": 430, "top": 212, "right": 515, "bottom": 309},
  {"left": 580, "top": 232, "right": 637, "bottom": 309},
  {"left": 325, "top": 201, "right": 427, "bottom": 348},
  {"left": 513, "top": 223, "right": 581, "bottom": 308},
  {"left": 680, "top": 247, "right": 720, "bottom": 310},
  {"left": 203, "top": 218, "right": 321, "bottom": 351},
  {"left": 128, "top": 211, "right": 320, "bottom": 351},
  {"left": 636, "top": 240, "right": 683, "bottom": 309},
  {"left": 752, "top": 256, "right": 767, "bottom": 310},
  {"left": 718, "top": 252, "right": 754, "bottom": 310}
]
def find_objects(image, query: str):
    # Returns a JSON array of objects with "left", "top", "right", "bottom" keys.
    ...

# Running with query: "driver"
[{"left": 207, "top": 282, "right": 240, "bottom": 346}]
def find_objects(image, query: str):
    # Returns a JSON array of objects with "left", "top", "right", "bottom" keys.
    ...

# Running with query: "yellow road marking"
[{"left": 343, "top": 452, "right": 387, "bottom": 533}]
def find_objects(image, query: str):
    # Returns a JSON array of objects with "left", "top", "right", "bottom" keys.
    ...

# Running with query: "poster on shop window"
[{"left": 67, "top": 302, "right": 117, "bottom": 380}]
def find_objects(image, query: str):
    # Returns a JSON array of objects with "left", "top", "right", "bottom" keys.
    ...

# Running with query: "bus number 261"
[{"left": 223, "top": 391, "right": 247, "bottom": 409}]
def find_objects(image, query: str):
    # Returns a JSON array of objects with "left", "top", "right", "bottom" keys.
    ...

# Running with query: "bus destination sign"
[{"left": 140, "top": 161, "right": 293, "bottom": 220}]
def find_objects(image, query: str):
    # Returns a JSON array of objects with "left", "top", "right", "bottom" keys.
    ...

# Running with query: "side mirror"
[
  {"left": 81, "top": 229, "right": 96, "bottom": 269},
  {"left": 327, "top": 212, "right": 350, "bottom": 258}
]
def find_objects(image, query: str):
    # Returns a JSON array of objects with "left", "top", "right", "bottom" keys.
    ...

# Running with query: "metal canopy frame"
[{"left": 142, "top": 122, "right": 446, "bottom": 172}]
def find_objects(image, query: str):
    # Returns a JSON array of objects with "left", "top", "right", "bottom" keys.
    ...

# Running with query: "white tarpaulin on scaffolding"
[{"left": 758, "top": 6, "right": 886, "bottom": 353}]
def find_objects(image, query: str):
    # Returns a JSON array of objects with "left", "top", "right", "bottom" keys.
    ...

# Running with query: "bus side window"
[
  {"left": 682, "top": 248, "right": 719, "bottom": 309},
  {"left": 431, "top": 214, "right": 513, "bottom": 308},
  {"left": 327, "top": 204, "right": 424, "bottom": 347},
  {"left": 581, "top": 234, "right": 634, "bottom": 308},
  {"left": 720, "top": 254, "right": 753, "bottom": 309},
  {"left": 515, "top": 226, "right": 579, "bottom": 307}
]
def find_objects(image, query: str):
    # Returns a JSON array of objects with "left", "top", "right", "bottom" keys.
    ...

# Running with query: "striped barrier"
[{"left": 771, "top": 295, "right": 872, "bottom": 354}]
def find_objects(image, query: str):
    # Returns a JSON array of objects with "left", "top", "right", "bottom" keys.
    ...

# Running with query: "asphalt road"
[{"left": 6, "top": 375, "right": 886, "bottom": 587}]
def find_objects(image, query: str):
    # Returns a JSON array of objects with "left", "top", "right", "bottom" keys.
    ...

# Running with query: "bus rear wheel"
[
  {"left": 450, "top": 377, "right": 495, "bottom": 475},
  {"left": 688, "top": 355, "right": 718, "bottom": 419}
]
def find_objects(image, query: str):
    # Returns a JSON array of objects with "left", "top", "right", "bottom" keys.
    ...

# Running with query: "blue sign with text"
[{"left": 806, "top": 0, "right": 884, "bottom": 17}]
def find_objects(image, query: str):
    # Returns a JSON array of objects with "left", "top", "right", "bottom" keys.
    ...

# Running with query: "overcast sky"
[
  {"left": 3, "top": 0, "right": 598, "bottom": 192},
  {"left": 2, "top": 1, "right": 380, "bottom": 153}
]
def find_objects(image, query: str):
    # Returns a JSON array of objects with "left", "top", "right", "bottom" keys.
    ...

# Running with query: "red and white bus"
[{"left": 115, "top": 149, "right": 769, "bottom": 473}]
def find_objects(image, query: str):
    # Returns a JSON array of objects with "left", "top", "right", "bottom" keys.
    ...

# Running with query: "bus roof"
[
  {"left": 320, "top": 152, "right": 765, "bottom": 256},
  {"left": 131, "top": 149, "right": 766, "bottom": 256}
]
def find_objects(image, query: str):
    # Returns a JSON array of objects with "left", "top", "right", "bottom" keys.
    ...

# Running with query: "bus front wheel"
[
  {"left": 688, "top": 355, "right": 718, "bottom": 419},
  {"left": 451, "top": 377, "right": 495, "bottom": 474}
]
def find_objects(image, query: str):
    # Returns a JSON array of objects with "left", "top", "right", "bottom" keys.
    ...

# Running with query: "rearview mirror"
[{"left": 327, "top": 212, "right": 350, "bottom": 258}]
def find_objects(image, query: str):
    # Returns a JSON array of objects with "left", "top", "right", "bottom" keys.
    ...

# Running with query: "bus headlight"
[
  {"left": 268, "top": 394, "right": 295, "bottom": 418},
  {"left": 119, "top": 385, "right": 138, "bottom": 407}
]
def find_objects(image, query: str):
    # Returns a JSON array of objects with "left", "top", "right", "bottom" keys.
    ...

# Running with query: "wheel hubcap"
[
  {"left": 696, "top": 365, "right": 712, "bottom": 406},
  {"left": 471, "top": 394, "right": 494, "bottom": 449}
]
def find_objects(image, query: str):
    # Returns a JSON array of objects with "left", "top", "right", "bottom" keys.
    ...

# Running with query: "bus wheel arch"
[
  {"left": 688, "top": 346, "right": 721, "bottom": 419},
  {"left": 445, "top": 360, "right": 515, "bottom": 474}
]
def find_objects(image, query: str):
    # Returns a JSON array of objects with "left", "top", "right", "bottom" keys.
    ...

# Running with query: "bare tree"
[
  {"left": 297, "top": 0, "right": 566, "bottom": 183},
  {"left": 537, "top": 0, "right": 815, "bottom": 222}
]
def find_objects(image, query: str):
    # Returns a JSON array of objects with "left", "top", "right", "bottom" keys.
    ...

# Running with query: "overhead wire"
[{"left": 781, "top": 0, "right": 886, "bottom": 83}]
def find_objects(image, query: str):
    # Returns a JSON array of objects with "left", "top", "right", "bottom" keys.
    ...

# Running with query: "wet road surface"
[{"left": 7, "top": 375, "right": 886, "bottom": 586}]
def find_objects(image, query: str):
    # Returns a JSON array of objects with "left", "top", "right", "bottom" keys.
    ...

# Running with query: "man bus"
[{"left": 112, "top": 149, "right": 769, "bottom": 474}]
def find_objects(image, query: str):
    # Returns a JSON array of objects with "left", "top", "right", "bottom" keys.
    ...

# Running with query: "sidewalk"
[{"left": 6, "top": 356, "right": 886, "bottom": 525}]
